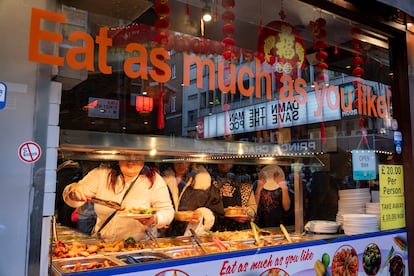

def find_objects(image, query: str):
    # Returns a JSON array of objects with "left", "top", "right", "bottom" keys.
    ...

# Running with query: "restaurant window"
[
  {"left": 188, "top": 109, "right": 197, "bottom": 126},
  {"left": 53, "top": 1, "right": 404, "bottom": 265},
  {"left": 200, "top": 92, "right": 207, "bottom": 108}
]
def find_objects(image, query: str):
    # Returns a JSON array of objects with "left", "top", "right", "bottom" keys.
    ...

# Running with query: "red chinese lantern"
[{"left": 136, "top": 96, "right": 153, "bottom": 113}]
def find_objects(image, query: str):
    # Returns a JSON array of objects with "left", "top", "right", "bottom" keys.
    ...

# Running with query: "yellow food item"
[{"left": 314, "top": 259, "right": 326, "bottom": 276}]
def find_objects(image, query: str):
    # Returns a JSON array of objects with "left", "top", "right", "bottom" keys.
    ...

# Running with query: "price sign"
[{"left": 378, "top": 164, "right": 405, "bottom": 230}]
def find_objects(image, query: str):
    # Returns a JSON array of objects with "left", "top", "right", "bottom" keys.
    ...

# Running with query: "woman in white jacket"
[{"left": 63, "top": 158, "right": 174, "bottom": 242}]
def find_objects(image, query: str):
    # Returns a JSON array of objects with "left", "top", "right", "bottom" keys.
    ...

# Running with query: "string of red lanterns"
[
  {"left": 310, "top": 17, "right": 329, "bottom": 83},
  {"left": 221, "top": 0, "right": 236, "bottom": 62},
  {"left": 153, "top": 0, "right": 171, "bottom": 130},
  {"left": 351, "top": 27, "right": 364, "bottom": 78}
]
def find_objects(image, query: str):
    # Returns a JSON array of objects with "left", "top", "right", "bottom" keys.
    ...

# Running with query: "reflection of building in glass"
[{"left": 178, "top": 53, "right": 393, "bottom": 155}]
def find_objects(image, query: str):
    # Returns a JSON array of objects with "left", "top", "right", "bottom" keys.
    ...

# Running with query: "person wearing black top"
[{"left": 211, "top": 163, "right": 256, "bottom": 231}]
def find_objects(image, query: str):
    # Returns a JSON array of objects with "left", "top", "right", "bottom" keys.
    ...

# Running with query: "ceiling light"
[
  {"left": 202, "top": 10, "right": 212, "bottom": 22},
  {"left": 202, "top": 2, "right": 212, "bottom": 22}
]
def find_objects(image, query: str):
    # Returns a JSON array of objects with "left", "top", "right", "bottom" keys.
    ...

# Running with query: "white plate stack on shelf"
[
  {"left": 305, "top": 220, "right": 341, "bottom": 234},
  {"left": 342, "top": 214, "right": 379, "bottom": 235},
  {"left": 365, "top": 202, "right": 380, "bottom": 225},
  {"left": 336, "top": 188, "right": 371, "bottom": 226}
]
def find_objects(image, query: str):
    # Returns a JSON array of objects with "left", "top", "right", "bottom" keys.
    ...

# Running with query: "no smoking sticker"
[{"left": 18, "top": 141, "right": 41, "bottom": 163}]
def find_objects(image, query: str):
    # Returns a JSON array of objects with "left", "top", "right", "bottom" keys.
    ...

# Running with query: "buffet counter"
[{"left": 50, "top": 225, "right": 408, "bottom": 276}]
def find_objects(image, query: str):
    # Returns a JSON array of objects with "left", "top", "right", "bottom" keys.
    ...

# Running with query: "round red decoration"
[
  {"left": 222, "top": 24, "right": 236, "bottom": 36},
  {"left": 212, "top": 40, "right": 224, "bottom": 55},
  {"left": 222, "top": 10, "right": 235, "bottom": 22},
  {"left": 352, "top": 67, "right": 364, "bottom": 77},
  {"left": 154, "top": 4, "right": 170, "bottom": 17},
  {"left": 155, "top": 18, "right": 170, "bottom": 30},
  {"left": 352, "top": 56, "right": 364, "bottom": 66},
  {"left": 222, "top": 0, "right": 235, "bottom": 9},
  {"left": 314, "top": 40, "right": 328, "bottom": 50},
  {"left": 174, "top": 36, "right": 185, "bottom": 52},
  {"left": 316, "top": 50, "right": 328, "bottom": 61},
  {"left": 222, "top": 50, "right": 233, "bottom": 61},
  {"left": 153, "top": 33, "right": 169, "bottom": 46},
  {"left": 222, "top": 37, "right": 236, "bottom": 47},
  {"left": 316, "top": 72, "right": 328, "bottom": 82},
  {"left": 255, "top": 51, "right": 265, "bottom": 63},
  {"left": 317, "top": 62, "right": 328, "bottom": 70},
  {"left": 191, "top": 38, "right": 201, "bottom": 54}
]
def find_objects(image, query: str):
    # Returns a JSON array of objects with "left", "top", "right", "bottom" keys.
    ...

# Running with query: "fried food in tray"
[
  {"left": 52, "top": 256, "right": 123, "bottom": 274},
  {"left": 52, "top": 238, "right": 145, "bottom": 259}
]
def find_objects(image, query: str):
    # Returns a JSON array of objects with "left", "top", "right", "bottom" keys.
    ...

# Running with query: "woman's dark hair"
[{"left": 107, "top": 162, "right": 157, "bottom": 192}]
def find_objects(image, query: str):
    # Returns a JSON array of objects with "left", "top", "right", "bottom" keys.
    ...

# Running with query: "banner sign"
[{"left": 87, "top": 230, "right": 407, "bottom": 276}]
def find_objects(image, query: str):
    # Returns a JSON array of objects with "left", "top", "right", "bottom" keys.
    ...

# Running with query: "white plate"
[{"left": 118, "top": 213, "right": 154, "bottom": 219}]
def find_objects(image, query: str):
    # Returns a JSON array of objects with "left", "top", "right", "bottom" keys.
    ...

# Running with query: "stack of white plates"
[
  {"left": 305, "top": 220, "right": 340, "bottom": 233},
  {"left": 366, "top": 202, "right": 380, "bottom": 224},
  {"left": 371, "top": 190, "right": 380, "bottom": 202},
  {"left": 342, "top": 214, "right": 379, "bottom": 235},
  {"left": 336, "top": 188, "right": 371, "bottom": 225}
]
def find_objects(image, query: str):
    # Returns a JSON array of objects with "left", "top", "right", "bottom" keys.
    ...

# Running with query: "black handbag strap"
[{"left": 96, "top": 174, "right": 140, "bottom": 236}]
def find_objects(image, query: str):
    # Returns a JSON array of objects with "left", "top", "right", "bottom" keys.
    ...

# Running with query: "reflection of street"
[{"left": 155, "top": 269, "right": 189, "bottom": 276}]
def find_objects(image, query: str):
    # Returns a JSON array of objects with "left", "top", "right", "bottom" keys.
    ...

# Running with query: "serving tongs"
[
  {"left": 145, "top": 228, "right": 160, "bottom": 248},
  {"left": 189, "top": 228, "right": 207, "bottom": 254},
  {"left": 212, "top": 236, "right": 228, "bottom": 252},
  {"left": 250, "top": 221, "right": 263, "bottom": 246},
  {"left": 89, "top": 197, "right": 124, "bottom": 210},
  {"left": 280, "top": 224, "right": 293, "bottom": 243}
]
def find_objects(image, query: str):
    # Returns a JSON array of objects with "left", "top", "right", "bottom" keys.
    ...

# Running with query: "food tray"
[
  {"left": 117, "top": 251, "right": 171, "bottom": 264},
  {"left": 52, "top": 256, "right": 124, "bottom": 275}
]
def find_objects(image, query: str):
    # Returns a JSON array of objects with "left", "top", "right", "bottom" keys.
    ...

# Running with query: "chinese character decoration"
[
  {"left": 257, "top": 21, "right": 306, "bottom": 87},
  {"left": 310, "top": 17, "right": 329, "bottom": 83},
  {"left": 221, "top": 0, "right": 236, "bottom": 62},
  {"left": 257, "top": 0, "right": 306, "bottom": 84}
]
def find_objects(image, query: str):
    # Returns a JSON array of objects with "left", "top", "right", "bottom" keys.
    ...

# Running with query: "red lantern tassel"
[
  {"left": 359, "top": 118, "right": 368, "bottom": 144},
  {"left": 158, "top": 88, "right": 165, "bottom": 129},
  {"left": 320, "top": 121, "right": 326, "bottom": 145},
  {"left": 186, "top": 1, "right": 190, "bottom": 16}
]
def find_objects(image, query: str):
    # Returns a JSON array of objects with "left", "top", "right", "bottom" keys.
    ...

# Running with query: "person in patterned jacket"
[{"left": 211, "top": 163, "right": 257, "bottom": 231}]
